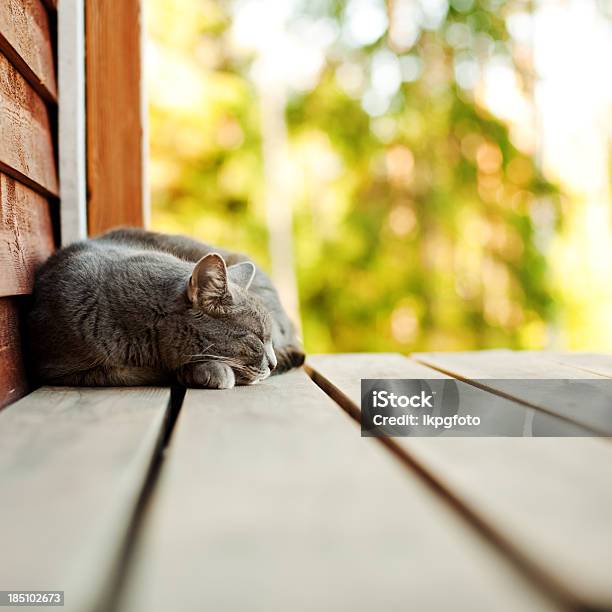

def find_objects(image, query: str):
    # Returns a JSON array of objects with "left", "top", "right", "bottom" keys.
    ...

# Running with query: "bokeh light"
[{"left": 147, "top": 0, "right": 612, "bottom": 353}]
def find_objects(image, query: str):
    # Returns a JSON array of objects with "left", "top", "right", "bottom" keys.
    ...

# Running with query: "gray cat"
[{"left": 28, "top": 228, "right": 305, "bottom": 388}]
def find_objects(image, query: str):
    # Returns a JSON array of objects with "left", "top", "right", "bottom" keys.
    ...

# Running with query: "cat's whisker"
[
  {"left": 188, "top": 353, "right": 237, "bottom": 363},
  {"left": 187, "top": 355, "right": 250, "bottom": 373}
]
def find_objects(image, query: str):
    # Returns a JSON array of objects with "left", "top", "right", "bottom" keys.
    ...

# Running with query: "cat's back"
[
  {"left": 31, "top": 240, "right": 136, "bottom": 335},
  {"left": 31, "top": 238, "right": 190, "bottom": 335},
  {"left": 36, "top": 238, "right": 186, "bottom": 291},
  {"left": 29, "top": 238, "right": 189, "bottom": 378},
  {"left": 36, "top": 239, "right": 122, "bottom": 290}
]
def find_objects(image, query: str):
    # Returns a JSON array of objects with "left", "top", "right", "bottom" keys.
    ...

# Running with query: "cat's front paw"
[{"left": 178, "top": 362, "right": 235, "bottom": 389}]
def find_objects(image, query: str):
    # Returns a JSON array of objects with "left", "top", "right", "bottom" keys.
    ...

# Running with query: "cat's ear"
[
  {"left": 187, "top": 253, "right": 230, "bottom": 307},
  {"left": 227, "top": 261, "right": 256, "bottom": 291}
]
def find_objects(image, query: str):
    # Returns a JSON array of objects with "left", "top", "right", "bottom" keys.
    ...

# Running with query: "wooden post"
[{"left": 85, "top": 0, "right": 146, "bottom": 235}]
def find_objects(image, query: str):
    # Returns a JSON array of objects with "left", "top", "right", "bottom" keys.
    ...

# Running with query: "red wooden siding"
[
  {"left": 0, "top": 298, "right": 28, "bottom": 409},
  {"left": 0, "top": 0, "right": 57, "bottom": 408},
  {"left": 0, "top": 0, "right": 57, "bottom": 102},
  {"left": 0, "top": 174, "right": 54, "bottom": 296},
  {"left": 0, "top": 51, "right": 58, "bottom": 197}
]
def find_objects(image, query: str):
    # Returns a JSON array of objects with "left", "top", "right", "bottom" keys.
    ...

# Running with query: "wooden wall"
[{"left": 0, "top": 0, "right": 58, "bottom": 408}]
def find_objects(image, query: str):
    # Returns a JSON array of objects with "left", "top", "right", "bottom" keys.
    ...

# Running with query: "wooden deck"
[{"left": 0, "top": 351, "right": 611, "bottom": 611}]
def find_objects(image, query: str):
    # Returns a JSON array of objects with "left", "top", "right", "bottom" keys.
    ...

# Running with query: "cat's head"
[{"left": 184, "top": 253, "right": 277, "bottom": 384}]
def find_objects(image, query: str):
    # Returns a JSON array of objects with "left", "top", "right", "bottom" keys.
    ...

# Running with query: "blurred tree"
[{"left": 148, "top": 0, "right": 561, "bottom": 354}]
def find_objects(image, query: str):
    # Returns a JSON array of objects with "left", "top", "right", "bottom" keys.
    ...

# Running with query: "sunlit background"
[{"left": 146, "top": 0, "right": 612, "bottom": 354}]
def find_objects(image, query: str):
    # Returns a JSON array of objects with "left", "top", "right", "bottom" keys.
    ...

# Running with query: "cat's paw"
[
  {"left": 273, "top": 345, "right": 306, "bottom": 374},
  {"left": 178, "top": 362, "right": 236, "bottom": 389}
]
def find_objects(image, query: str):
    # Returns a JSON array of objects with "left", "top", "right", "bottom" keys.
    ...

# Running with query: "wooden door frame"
[
  {"left": 59, "top": 0, "right": 147, "bottom": 244},
  {"left": 58, "top": 0, "right": 87, "bottom": 245}
]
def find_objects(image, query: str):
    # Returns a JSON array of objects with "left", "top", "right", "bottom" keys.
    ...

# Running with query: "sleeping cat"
[{"left": 28, "top": 228, "right": 305, "bottom": 388}]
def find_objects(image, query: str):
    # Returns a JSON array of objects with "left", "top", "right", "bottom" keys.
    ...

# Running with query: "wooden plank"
[
  {"left": 0, "top": 0, "right": 58, "bottom": 102},
  {"left": 0, "top": 173, "right": 54, "bottom": 296},
  {"left": 308, "top": 354, "right": 589, "bottom": 437},
  {"left": 118, "top": 369, "right": 557, "bottom": 612},
  {"left": 86, "top": 0, "right": 145, "bottom": 235},
  {"left": 413, "top": 350, "right": 612, "bottom": 435},
  {"left": 414, "top": 349, "right": 604, "bottom": 379},
  {"left": 0, "top": 51, "right": 58, "bottom": 197},
  {"left": 0, "top": 386, "right": 171, "bottom": 612},
  {"left": 307, "top": 353, "right": 612, "bottom": 611},
  {"left": 524, "top": 351, "right": 612, "bottom": 379},
  {"left": 58, "top": 0, "right": 87, "bottom": 244},
  {"left": 0, "top": 297, "right": 27, "bottom": 409}
]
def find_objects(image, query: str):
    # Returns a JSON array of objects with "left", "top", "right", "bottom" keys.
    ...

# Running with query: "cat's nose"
[{"left": 265, "top": 342, "right": 277, "bottom": 371}]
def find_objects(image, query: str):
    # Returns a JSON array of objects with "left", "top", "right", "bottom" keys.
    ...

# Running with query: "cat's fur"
[{"left": 28, "top": 228, "right": 305, "bottom": 388}]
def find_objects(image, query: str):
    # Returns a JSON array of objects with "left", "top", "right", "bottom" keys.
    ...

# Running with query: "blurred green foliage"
[{"left": 148, "top": 0, "right": 561, "bottom": 353}]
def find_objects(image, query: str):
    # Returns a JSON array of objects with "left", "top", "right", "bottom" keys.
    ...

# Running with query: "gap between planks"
[
  {"left": 304, "top": 355, "right": 609, "bottom": 612},
  {"left": 0, "top": 159, "right": 59, "bottom": 201},
  {"left": 97, "top": 385, "right": 185, "bottom": 612},
  {"left": 0, "top": 32, "right": 57, "bottom": 104}
]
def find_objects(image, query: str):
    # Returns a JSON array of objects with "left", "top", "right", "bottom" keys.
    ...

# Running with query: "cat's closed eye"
[{"left": 240, "top": 333, "right": 266, "bottom": 354}]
